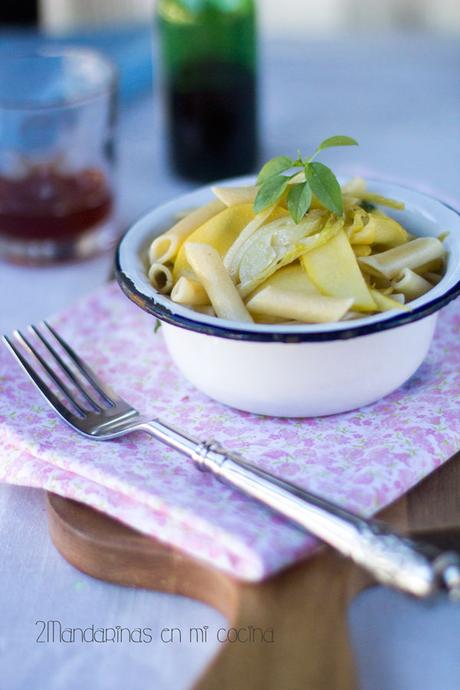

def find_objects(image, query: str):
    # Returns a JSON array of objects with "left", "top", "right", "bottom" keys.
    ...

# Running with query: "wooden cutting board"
[{"left": 46, "top": 451, "right": 460, "bottom": 690}]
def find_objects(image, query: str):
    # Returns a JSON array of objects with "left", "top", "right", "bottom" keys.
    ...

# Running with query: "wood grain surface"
[{"left": 46, "top": 451, "right": 460, "bottom": 690}]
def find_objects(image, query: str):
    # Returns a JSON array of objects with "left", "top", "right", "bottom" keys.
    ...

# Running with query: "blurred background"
[{"left": 28, "top": 0, "right": 460, "bottom": 34}]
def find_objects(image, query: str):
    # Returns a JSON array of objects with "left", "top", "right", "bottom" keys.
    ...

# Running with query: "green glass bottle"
[{"left": 156, "top": 0, "right": 258, "bottom": 182}]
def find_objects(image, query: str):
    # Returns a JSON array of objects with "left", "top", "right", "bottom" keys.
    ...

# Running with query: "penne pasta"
[
  {"left": 212, "top": 185, "right": 258, "bottom": 207},
  {"left": 359, "top": 237, "right": 445, "bottom": 280},
  {"left": 148, "top": 263, "right": 174, "bottom": 294},
  {"left": 341, "top": 310, "right": 366, "bottom": 320},
  {"left": 211, "top": 175, "right": 314, "bottom": 211},
  {"left": 424, "top": 272, "right": 443, "bottom": 285},
  {"left": 390, "top": 293, "right": 406, "bottom": 304},
  {"left": 370, "top": 288, "right": 409, "bottom": 311},
  {"left": 174, "top": 207, "right": 197, "bottom": 220},
  {"left": 192, "top": 305, "right": 216, "bottom": 316},
  {"left": 185, "top": 242, "right": 253, "bottom": 323},
  {"left": 414, "top": 258, "right": 445, "bottom": 276},
  {"left": 391, "top": 268, "right": 432, "bottom": 300},
  {"left": 289, "top": 171, "right": 306, "bottom": 185},
  {"left": 148, "top": 199, "right": 225, "bottom": 264},
  {"left": 251, "top": 312, "right": 297, "bottom": 324},
  {"left": 170, "top": 277, "right": 209, "bottom": 306},
  {"left": 365, "top": 273, "right": 392, "bottom": 290},
  {"left": 246, "top": 286, "right": 353, "bottom": 323}
]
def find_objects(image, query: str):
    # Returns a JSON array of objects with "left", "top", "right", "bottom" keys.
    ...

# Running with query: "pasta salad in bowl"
[{"left": 116, "top": 139, "right": 460, "bottom": 417}]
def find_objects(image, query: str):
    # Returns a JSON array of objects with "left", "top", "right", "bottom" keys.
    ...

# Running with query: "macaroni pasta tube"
[
  {"left": 425, "top": 272, "right": 442, "bottom": 285},
  {"left": 185, "top": 242, "right": 253, "bottom": 323},
  {"left": 212, "top": 185, "right": 258, "bottom": 207},
  {"left": 212, "top": 174, "right": 306, "bottom": 209},
  {"left": 148, "top": 199, "right": 225, "bottom": 264},
  {"left": 193, "top": 305, "right": 216, "bottom": 316},
  {"left": 370, "top": 288, "right": 409, "bottom": 311},
  {"left": 171, "top": 277, "right": 209, "bottom": 306},
  {"left": 390, "top": 293, "right": 406, "bottom": 304},
  {"left": 414, "top": 258, "right": 445, "bottom": 276},
  {"left": 392, "top": 268, "right": 432, "bottom": 300},
  {"left": 359, "top": 237, "right": 445, "bottom": 280},
  {"left": 148, "top": 263, "right": 174, "bottom": 294},
  {"left": 246, "top": 286, "right": 353, "bottom": 323}
]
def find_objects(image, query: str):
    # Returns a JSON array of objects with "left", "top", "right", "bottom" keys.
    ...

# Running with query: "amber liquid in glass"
[{"left": 0, "top": 164, "right": 113, "bottom": 243}]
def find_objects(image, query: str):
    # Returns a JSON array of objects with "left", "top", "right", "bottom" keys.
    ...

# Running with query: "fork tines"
[{"left": 3, "top": 322, "right": 116, "bottom": 420}]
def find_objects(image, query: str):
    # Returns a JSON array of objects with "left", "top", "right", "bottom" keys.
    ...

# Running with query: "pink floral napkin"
[{"left": 1, "top": 283, "right": 459, "bottom": 580}]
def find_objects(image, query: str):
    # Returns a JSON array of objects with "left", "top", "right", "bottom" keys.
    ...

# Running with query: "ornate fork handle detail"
[
  {"left": 351, "top": 525, "right": 460, "bottom": 598},
  {"left": 143, "top": 424, "right": 460, "bottom": 599}
]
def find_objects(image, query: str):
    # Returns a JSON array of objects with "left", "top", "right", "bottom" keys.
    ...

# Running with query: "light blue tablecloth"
[
  {"left": 1, "top": 34, "right": 460, "bottom": 690},
  {"left": 0, "top": 25, "right": 154, "bottom": 101}
]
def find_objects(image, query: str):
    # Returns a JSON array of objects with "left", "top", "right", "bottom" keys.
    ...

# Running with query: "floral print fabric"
[{"left": 0, "top": 283, "right": 459, "bottom": 580}]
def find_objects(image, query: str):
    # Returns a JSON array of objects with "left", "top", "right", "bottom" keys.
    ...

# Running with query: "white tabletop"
[{"left": 1, "top": 35, "right": 460, "bottom": 690}]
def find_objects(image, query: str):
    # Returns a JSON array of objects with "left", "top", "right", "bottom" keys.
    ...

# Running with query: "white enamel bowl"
[{"left": 116, "top": 178, "right": 460, "bottom": 418}]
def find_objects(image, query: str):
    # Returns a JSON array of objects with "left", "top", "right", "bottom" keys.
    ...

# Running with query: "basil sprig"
[{"left": 254, "top": 135, "right": 358, "bottom": 223}]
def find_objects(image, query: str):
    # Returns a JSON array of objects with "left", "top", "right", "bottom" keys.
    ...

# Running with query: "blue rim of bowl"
[{"left": 115, "top": 200, "right": 460, "bottom": 344}]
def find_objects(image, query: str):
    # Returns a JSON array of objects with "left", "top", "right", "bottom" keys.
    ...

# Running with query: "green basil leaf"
[
  {"left": 287, "top": 182, "right": 312, "bottom": 224},
  {"left": 254, "top": 175, "right": 289, "bottom": 213},
  {"left": 317, "top": 135, "right": 358, "bottom": 151},
  {"left": 256, "top": 156, "right": 293, "bottom": 185},
  {"left": 306, "top": 162, "right": 343, "bottom": 216}
]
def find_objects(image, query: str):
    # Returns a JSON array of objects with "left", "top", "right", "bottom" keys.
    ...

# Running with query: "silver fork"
[{"left": 3, "top": 323, "right": 460, "bottom": 599}]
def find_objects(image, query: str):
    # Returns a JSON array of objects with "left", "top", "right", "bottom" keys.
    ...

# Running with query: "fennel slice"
[
  {"left": 238, "top": 216, "right": 343, "bottom": 298},
  {"left": 238, "top": 211, "right": 326, "bottom": 286},
  {"left": 223, "top": 205, "right": 277, "bottom": 280}
]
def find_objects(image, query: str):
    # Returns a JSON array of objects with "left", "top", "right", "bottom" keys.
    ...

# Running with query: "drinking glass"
[{"left": 0, "top": 48, "right": 118, "bottom": 264}]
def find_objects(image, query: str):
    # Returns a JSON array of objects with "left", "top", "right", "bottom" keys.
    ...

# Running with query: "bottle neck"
[
  {"left": 157, "top": 0, "right": 257, "bottom": 79},
  {"left": 157, "top": 0, "right": 255, "bottom": 19}
]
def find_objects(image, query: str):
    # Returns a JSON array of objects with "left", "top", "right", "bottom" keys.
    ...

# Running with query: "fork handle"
[{"left": 140, "top": 419, "right": 460, "bottom": 599}]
